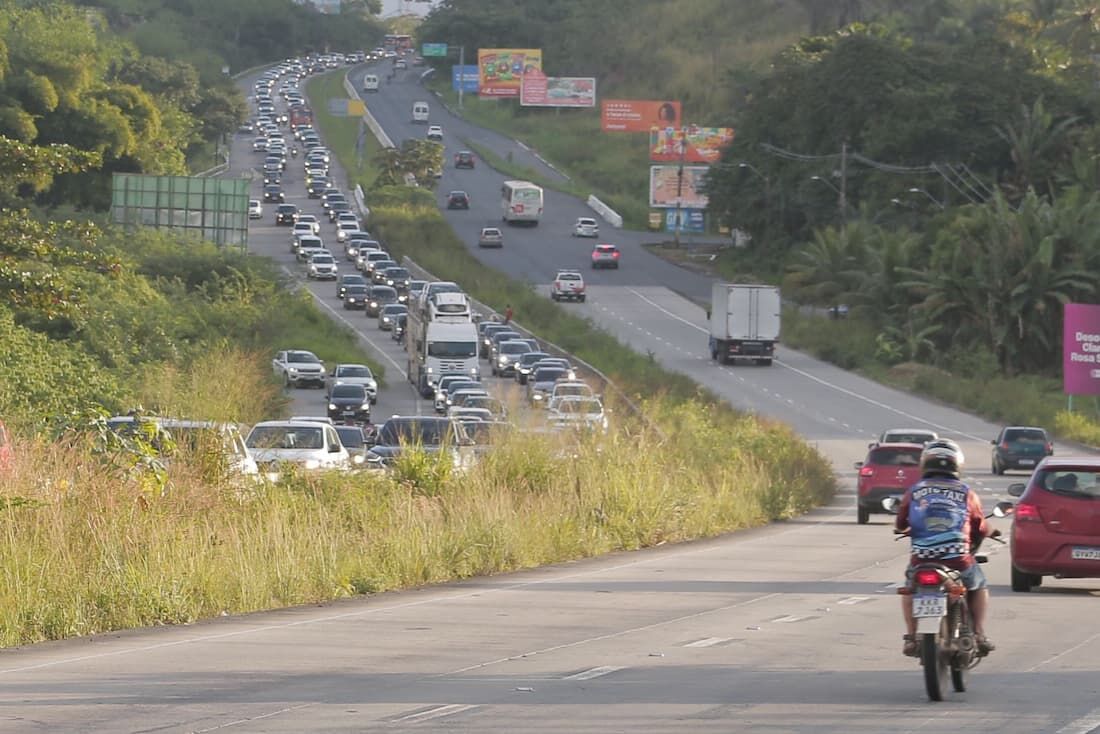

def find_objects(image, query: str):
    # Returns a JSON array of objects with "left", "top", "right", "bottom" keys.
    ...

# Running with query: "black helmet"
[{"left": 920, "top": 439, "right": 963, "bottom": 478}]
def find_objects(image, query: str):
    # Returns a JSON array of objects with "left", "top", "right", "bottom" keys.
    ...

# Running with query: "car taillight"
[
  {"left": 859, "top": 466, "right": 874, "bottom": 477},
  {"left": 1015, "top": 502, "right": 1042, "bottom": 523},
  {"left": 1001, "top": 441, "right": 1010, "bottom": 450},
  {"left": 914, "top": 569, "right": 941, "bottom": 586},
  {"left": 1045, "top": 443, "right": 1053, "bottom": 453},
  {"left": 612, "top": 251, "right": 620, "bottom": 258}
]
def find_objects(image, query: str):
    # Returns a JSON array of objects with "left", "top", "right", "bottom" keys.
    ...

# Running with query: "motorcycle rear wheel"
[{"left": 921, "top": 631, "right": 947, "bottom": 702}]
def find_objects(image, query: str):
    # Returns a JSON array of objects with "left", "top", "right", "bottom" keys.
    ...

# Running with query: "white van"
[
  {"left": 412, "top": 101, "right": 430, "bottom": 124},
  {"left": 363, "top": 74, "right": 379, "bottom": 92}
]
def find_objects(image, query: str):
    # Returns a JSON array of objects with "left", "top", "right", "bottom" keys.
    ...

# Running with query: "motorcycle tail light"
[{"left": 914, "top": 569, "right": 941, "bottom": 586}]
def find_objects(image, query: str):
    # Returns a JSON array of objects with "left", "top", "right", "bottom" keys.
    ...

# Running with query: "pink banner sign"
[{"left": 1063, "top": 303, "right": 1100, "bottom": 395}]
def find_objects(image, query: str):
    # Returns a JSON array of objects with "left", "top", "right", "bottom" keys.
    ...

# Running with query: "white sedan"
[{"left": 248, "top": 200, "right": 263, "bottom": 219}]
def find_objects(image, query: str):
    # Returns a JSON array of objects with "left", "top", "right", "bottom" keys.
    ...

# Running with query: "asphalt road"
[{"left": 2, "top": 64, "right": 1097, "bottom": 734}]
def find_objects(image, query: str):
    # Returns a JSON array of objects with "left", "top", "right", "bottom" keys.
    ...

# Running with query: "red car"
[
  {"left": 855, "top": 442, "right": 924, "bottom": 524},
  {"left": 1006, "top": 457, "right": 1100, "bottom": 591}
]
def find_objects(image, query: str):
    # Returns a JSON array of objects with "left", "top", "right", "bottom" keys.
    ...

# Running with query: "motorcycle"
[
  {"left": 884, "top": 497, "right": 1012, "bottom": 701},
  {"left": 291, "top": 147, "right": 299, "bottom": 158}
]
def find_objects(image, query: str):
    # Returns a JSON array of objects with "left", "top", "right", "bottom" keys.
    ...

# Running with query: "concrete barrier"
[
  {"left": 342, "top": 73, "right": 395, "bottom": 149},
  {"left": 587, "top": 195, "right": 623, "bottom": 228}
]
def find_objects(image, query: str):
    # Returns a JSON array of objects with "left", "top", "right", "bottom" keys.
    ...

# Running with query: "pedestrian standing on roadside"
[{"left": 504, "top": 304, "right": 513, "bottom": 324}]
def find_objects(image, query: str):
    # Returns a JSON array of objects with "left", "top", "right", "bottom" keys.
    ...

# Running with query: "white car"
[
  {"left": 573, "top": 217, "right": 599, "bottom": 238},
  {"left": 336, "top": 212, "right": 360, "bottom": 229},
  {"left": 245, "top": 420, "right": 349, "bottom": 472},
  {"left": 328, "top": 363, "right": 378, "bottom": 403},
  {"left": 291, "top": 221, "right": 314, "bottom": 245},
  {"left": 252, "top": 137, "right": 268, "bottom": 152},
  {"left": 295, "top": 236, "right": 327, "bottom": 262},
  {"left": 307, "top": 253, "right": 338, "bottom": 280},
  {"left": 547, "top": 396, "right": 608, "bottom": 433},
  {"left": 296, "top": 214, "right": 321, "bottom": 235},
  {"left": 336, "top": 223, "right": 361, "bottom": 244},
  {"left": 272, "top": 349, "right": 326, "bottom": 388},
  {"left": 426, "top": 125, "right": 443, "bottom": 141},
  {"left": 248, "top": 200, "right": 263, "bottom": 219}
]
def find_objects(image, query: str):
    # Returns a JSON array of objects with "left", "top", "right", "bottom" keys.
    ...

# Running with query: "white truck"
[
  {"left": 707, "top": 283, "right": 781, "bottom": 366},
  {"left": 406, "top": 294, "right": 480, "bottom": 397}
]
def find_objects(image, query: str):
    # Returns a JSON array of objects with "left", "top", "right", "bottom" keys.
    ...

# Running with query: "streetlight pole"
[
  {"left": 810, "top": 175, "right": 845, "bottom": 224},
  {"left": 908, "top": 187, "right": 945, "bottom": 209},
  {"left": 674, "top": 126, "right": 688, "bottom": 248},
  {"left": 457, "top": 45, "right": 465, "bottom": 110}
]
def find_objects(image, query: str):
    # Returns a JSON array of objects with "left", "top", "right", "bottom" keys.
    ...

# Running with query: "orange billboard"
[
  {"left": 650, "top": 126, "right": 734, "bottom": 164},
  {"left": 477, "top": 49, "right": 543, "bottom": 98},
  {"left": 601, "top": 99, "right": 681, "bottom": 132}
]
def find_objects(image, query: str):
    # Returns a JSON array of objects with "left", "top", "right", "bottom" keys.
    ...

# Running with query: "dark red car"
[
  {"left": 855, "top": 443, "right": 924, "bottom": 524},
  {"left": 1006, "top": 457, "right": 1100, "bottom": 591}
]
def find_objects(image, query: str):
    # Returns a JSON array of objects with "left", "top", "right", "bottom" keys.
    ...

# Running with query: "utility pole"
[
  {"left": 673, "top": 125, "right": 693, "bottom": 248},
  {"left": 839, "top": 140, "right": 848, "bottom": 229},
  {"left": 457, "top": 45, "right": 465, "bottom": 110}
]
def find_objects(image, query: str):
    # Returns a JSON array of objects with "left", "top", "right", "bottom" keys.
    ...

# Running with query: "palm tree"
[
  {"left": 995, "top": 97, "right": 1081, "bottom": 201},
  {"left": 371, "top": 147, "right": 405, "bottom": 187},
  {"left": 786, "top": 224, "right": 867, "bottom": 310}
]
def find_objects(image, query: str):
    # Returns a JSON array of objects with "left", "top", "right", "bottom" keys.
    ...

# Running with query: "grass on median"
[{"left": 305, "top": 71, "right": 378, "bottom": 191}]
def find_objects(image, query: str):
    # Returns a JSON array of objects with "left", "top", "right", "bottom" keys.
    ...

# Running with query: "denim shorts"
[{"left": 907, "top": 563, "right": 987, "bottom": 591}]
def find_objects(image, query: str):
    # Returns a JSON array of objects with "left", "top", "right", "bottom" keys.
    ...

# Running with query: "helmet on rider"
[{"left": 919, "top": 439, "right": 963, "bottom": 479}]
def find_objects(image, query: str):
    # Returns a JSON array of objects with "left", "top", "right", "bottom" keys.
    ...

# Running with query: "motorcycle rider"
[{"left": 896, "top": 439, "right": 997, "bottom": 657}]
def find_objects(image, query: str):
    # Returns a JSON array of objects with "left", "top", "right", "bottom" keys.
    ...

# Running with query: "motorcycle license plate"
[
  {"left": 1071, "top": 547, "right": 1100, "bottom": 560},
  {"left": 912, "top": 594, "right": 947, "bottom": 618}
]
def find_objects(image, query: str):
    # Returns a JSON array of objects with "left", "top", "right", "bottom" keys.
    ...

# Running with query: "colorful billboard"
[
  {"left": 665, "top": 209, "right": 706, "bottom": 233},
  {"left": 477, "top": 49, "right": 542, "bottom": 97},
  {"left": 649, "top": 165, "right": 709, "bottom": 209},
  {"left": 601, "top": 99, "right": 681, "bottom": 132},
  {"left": 650, "top": 126, "right": 734, "bottom": 164},
  {"left": 520, "top": 72, "right": 596, "bottom": 107},
  {"left": 1063, "top": 303, "right": 1100, "bottom": 395}
]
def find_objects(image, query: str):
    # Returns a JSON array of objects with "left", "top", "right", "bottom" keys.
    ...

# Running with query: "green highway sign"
[{"left": 422, "top": 43, "right": 448, "bottom": 57}]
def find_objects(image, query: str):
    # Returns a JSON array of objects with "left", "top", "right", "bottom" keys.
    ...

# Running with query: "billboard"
[
  {"left": 452, "top": 65, "right": 479, "bottom": 93},
  {"left": 1063, "top": 303, "right": 1100, "bottom": 395},
  {"left": 477, "top": 49, "right": 542, "bottom": 97},
  {"left": 649, "top": 165, "right": 709, "bottom": 209},
  {"left": 520, "top": 72, "right": 596, "bottom": 107},
  {"left": 111, "top": 174, "right": 250, "bottom": 248},
  {"left": 650, "top": 126, "right": 734, "bottom": 164},
  {"left": 665, "top": 209, "right": 706, "bottom": 233},
  {"left": 602, "top": 99, "right": 681, "bottom": 132}
]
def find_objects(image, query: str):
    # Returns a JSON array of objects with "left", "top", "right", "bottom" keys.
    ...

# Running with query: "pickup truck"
[{"left": 551, "top": 270, "right": 586, "bottom": 303}]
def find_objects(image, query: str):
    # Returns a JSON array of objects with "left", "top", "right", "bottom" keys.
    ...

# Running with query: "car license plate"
[
  {"left": 1071, "top": 547, "right": 1100, "bottom": 560},
  {"left": 912, "top": 594, "right": 947, "bottom": 618},
  {"left": 1019, "top": 459, "right": 1035, "bottom": 466}
]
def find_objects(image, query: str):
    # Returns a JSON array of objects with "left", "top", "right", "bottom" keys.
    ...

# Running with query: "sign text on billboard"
[
  {"left": 452, "top": 65, "right": 479, "bottom": 93},
  {"left": 422, "top": 43, "right": 447, "bottom": 57},
  {"left": 665, "top": 209, "right": 706, "bottom": 233},
  {"left": 649, "top": 165, "right": 709, "bottom": 209},
  {"left": 650, "top": 126, "right": 734, "bottom": 164},
  {"left": 1064, "top": 303, "right": 1100, "bottom": 395},
  {"left": 520, "top": 72, "right": 596, "bottom": 107},
  {"left": 602, "top": 100, "right": 681, "bottom": 132},
  {"left": 477, "top": 49, "right": 542, "bottom": 97}
]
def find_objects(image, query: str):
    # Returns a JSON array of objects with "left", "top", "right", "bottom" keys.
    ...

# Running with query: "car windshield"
[
  {"left": 557, "top": 399, "right": 602, "bottom": 414},
  {"left": 386, "top": 268, "right": 409, "bottom": 279},
  {"left": 868, "top": 447, "right": 922, "bottom": 466},
  {"left": 559, "top": 274, "right": 581, "bottom": 282},
  {"left": 436, "top": 303, "right": 467, "bottom": 314},
  {"left": 521, "top": 352, "right": 551, "bottom": 366},
  {"left": 311, "top": 255, "right": 334, "bottom": 264},
  {"left": 578, "top": 219, "right": 595, "bottom": 226},
  {"left": 371, "top": 289, "right": 397, "bottom": 302},
  {"left": 337, "top": 366, "right": 372, "bottom": 378},
  {"left": 335, "top": 426, "right": 364, "bottom": 449},
  {"left": 428, "top": 341, "right": 478, "bottom": 358},
  {"left": 883, "top": 432, "right": 935, "bottom": 444},
  {"left": 287, "top": 351, "right": 319, "bottom": 363},
  {"left": 331, "top": 384, "right": 366, "bottom": 399},
  {"left": 247, "top": 425, "right": 323, "bottom": 450},
  {"left": 1035, "top": 470, "right": 1100, "bottom": 498},
  {"left": 534, "top": 368, "right": 567, "bottom": 383},
  {"left": 515, "top": 189, "right": 540, "bottom": 202},
  {"left": 555, "top": 384, "right": 591, "bottom": 397},
  {"left": 345, "top": 286, "right": 368, "bottom": 294},
  {"left": 500, "top": 342, "right": 529, "bottom": 354},
  {"left": 1005, "top": 429, "right": 1047, "bottom": 444},
  {"left": 377, "top": 420, "right": 454, "bottom": 446}
]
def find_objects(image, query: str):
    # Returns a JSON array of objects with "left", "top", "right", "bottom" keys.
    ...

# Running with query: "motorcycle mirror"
[
  {"left": 993, "top": 501, "right": 1015, "bottom": 518},
  {"left": 881, "top": 496, "right": 900, "bottom": 513},
  {"left": 974, "top": 554, "right": 989, "bottom": 564},
  {"left": 1007, "top": 483, "right": 1026, "bottom": 497}
]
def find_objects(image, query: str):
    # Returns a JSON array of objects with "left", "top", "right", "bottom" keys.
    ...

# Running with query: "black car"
[
  {"left": 365, "top": 285, "right": 398, "bottom": 317},
  {"left": 364, "top": 416, "right": 471, "bottom": 468},
  {"left": 992, "top": 426, "right": 1053, "bottom": 474},
  {"left": 274, "top": 204, "right": 299, "bottom": 225},
  {"left": 370, "top": 260, "right": 399, "bottom": 284},
  {"left": 380, "top": 266, "right": 411, "bottom": 291},
  {"left": 334, "top": 424, "right": 369, "bottom": 462},
  {"left": 328, "top": 201, "right": 352, "bottom": 221},
  {"left": 446, "top": 191, "right": 470, "bottom": 209},
  {"left": 263, "top": 184, "right": 284, "bottom": 203},
  {"left": 342, "top": 284, "right": 370, "bottom": 310},
  {"left": 327, "top": 383, "right": 371, "bottom": 423},
  {"left": 263, "top": 171, "right": 283, "bottom": 186},
  {"left": 307, "top": 178, "right": 329, "bottom": 198},
  {"left": 338, "top": 273, "right": 369, "bottom": 299},
  {"left": 454, "top": 151, "right": 475, "bottom": 169}
]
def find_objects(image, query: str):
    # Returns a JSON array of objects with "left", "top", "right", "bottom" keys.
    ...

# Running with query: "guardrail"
[
  {"left": 587, "top": 195, "right": 623, "bottom": 229},
  {"left": 196, "top": 150, "right": 230, "bottom": 177},
  {"left": 342, "top": 73, "right": 395, "bottom": 149}
]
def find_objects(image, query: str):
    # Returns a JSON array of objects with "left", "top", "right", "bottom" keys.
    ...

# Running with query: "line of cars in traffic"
[{"left": 853, "top": 425, "right": 1099, "bottom": 592}]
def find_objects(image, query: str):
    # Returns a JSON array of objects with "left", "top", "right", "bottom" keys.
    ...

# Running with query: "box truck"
[{"left": 708, "top": 283, "right": 781, "bottom": 366}]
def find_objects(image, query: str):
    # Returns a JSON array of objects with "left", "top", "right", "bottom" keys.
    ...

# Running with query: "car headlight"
[
  {"left": 369, "top": 301, "right": 378, "bottom": 307},
  {"left": 328, "top": 403, "right": 337, "bottom": 410},
  {"left": 533, "top": 393, "right": 543, "bottom": 401},
  {"left": 426, "top": 366, "right": 434, "bottom": 374},
  {"left": 386, "top": 279, "right": 394, "bottom": 286},
  {"left": 499, "top": 356, "right": 510, "bottom": 365},
  {"left": 361, "top": 403, "right": 370, "bottom": 410},
  {"left": 288, "top": 367, "right": 299, "bottom": 374}
]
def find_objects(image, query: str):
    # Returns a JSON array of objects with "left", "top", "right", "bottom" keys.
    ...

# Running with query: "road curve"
[{"left": 1, "top": 65, "right": 1096, "bottom": 734}]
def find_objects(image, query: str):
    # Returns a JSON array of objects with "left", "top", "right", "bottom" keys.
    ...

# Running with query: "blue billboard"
[
  {"left": 665, "top": 209, "right": 706, "bottom": 233},
  {"left": 452, "top": 65, "right": 479, "bottom": 93}
]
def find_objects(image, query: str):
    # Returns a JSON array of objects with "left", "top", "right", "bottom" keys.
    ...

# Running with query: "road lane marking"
[
  {"left": 683, "top": 637, "right": 732, "bottom": 648},
  {"left": 387, "top": 704, "right": 479, "bottom": 724},
  {"left": 1056, "top": 709, "right": 1100, "bottom": 734},
  {"left": 1027, "top": 629, "right": 1100, "bottom": 672},
  {"left": 562, "top": 666, "right": 623, "bottom": 680},
  {"left": 192, "top": 703, "right": 314, "bottom": 732},
  {"left": 771, "top": 614, "right": 816, "bottom": 623},
  {"left": 837, "top": 596, "right": 872, "bottom": 605}
]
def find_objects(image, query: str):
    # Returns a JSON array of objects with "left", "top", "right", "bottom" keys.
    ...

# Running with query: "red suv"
[
  {"left": 1006, "top": 457, "right": 1100, "bottom": 592},
  {"left": 855, "top": 443, "right": 924, "bottom": 524}
]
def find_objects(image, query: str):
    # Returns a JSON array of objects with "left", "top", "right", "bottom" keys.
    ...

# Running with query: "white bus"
[{"left": 501, "top": 180, "right": 544, "bottom": 225}]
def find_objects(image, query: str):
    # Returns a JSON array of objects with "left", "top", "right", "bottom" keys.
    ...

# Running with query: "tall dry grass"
[{"left": 0, "top": 398, "right": 833, "bottom": 647}]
